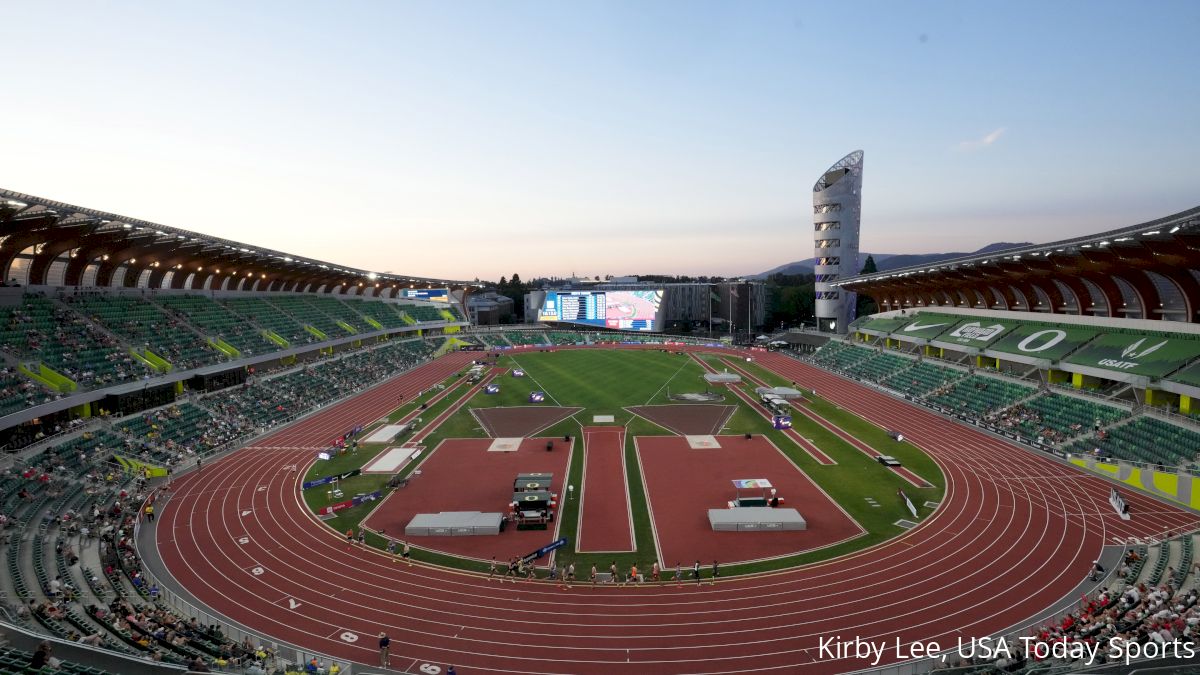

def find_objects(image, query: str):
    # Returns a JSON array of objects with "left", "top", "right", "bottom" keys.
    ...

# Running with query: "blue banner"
[
  {"left": 521, "top": 537, "right": 568, "bottom": 564},
  {"left": 302, "top": 469, "right": 361, "bottom": 490}
]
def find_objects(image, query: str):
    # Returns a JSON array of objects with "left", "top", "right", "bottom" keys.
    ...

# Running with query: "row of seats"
[
  {"left": 0, "top": 646, "right": 109, "bottom": 674},
  {"left": 67, "top": 295, "right": 221, "bottom": 371},
  {"left": 812, "top": 339, "right": 1200, "bottom": 466},
  {"left": 0, "top": 293, "right": 466, "bottom": 396},
  {"left": 1, "top": 295, "right": 149, "bottom": 389},
  {"left": 1067, "top": 417, "right": 1200, "bottom": 467},
  {"left": 504, "top": 331, "right": 549, "bottom": 346}
]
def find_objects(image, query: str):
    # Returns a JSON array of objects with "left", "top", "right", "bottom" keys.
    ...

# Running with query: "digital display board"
[
  {"left": 400, "top": 289, "right": 448, "bottom": 302},
  {"left": 538, "top": 289, "right": 662, "bottom": 331}
]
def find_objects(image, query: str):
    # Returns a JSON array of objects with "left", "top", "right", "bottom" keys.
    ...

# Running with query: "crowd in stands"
[
  {"left": 0, "top": 366, "right": 60, "bottom": 416},
  {"left": 1, "top": 294, "right": 149, "bottom": 389},
  {"left": 808, "top": 339, "right": 1200, "bottom": 468}
]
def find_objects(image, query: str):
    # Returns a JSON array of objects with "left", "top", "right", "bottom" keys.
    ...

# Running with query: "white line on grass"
[{"left": 644, "top": 354, "right": 700, "bottom": 405}]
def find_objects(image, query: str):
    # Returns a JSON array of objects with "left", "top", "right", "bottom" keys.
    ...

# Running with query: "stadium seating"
[
  {"left": 66, "top": 295, "right": 222, "bottom": 371},
  {"left": 881, "top": 360, "right": 965, "bottom": 398},
  {"left": 219, "top": 296, "right": 309, "bottom": 345},
  {"left": 850, "top": 351, "right": 912, "bottom": 382},
  {"left": 504, "top": 331, "right": 549, "bottom": 346},
  {"left": 343, "top": 298, "right": 409, "bottom": 329},
  {"left": 0, "top": 366, "right": 58, "bottom": 417},
  {"left": 0, "top": 646, "right": 112, "bottom": 674},
  {"left": 811, "top": 341, "right": 873, "bottom": 372},
  {"left": 24, "top": 430, "right": 126, "bottom": 479},
  {"left": 396, "top": 303, "right": 444, "bottom": 323},
  {"left": 1, "top": 295, "right": 150, "bottom": 389},
  {"left": 296, "top": 295, "right": 373, "bottom": 333},
  {"left": 927, "top": 375, "right": 1036, "bottom": 417},
  {"left": 548, "top": 331, "right": 586, "bottom": 345},
  {"left": 155, "top": 294, "right": 281, "bottom": 357},
  {"left": 994, "top": 394, "right": 1128, "bottom": 447},
  {"left": 474, "top": 333, "right": 509, "bottom": 348},
  {"left": 1066, "top": 416, "right": 1200, "bottom": 467},
  {"left": 265, "top": 296, "right": 347, "bottom": 338}
]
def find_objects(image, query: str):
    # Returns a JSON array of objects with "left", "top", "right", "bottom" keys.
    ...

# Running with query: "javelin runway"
[{"left": 154, "top": 346, "right": 1200, "bottom": 674}]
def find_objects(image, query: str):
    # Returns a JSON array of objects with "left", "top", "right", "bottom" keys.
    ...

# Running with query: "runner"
[
  {"left": 675, "top": 562, "right": 682, "bottom": 587},
  {"left": 693, "top": 559, "right": 702, "bottom": 585},
  {"left": 345, "top": 529, "right": 354, "bottom": 551},
  {"left": 628, "top": 562, "right": 639, "bottom": 586},
  {"left": 505, "top": 557, "right": 518, "bottom": 583},
  {"left": 386, "top": 540, "right": 397, "bottom": 562},
  {"left": 357, "top": 530, "right": 366, "bottom": 548},
  {"left": 590, "top": 563, "right": 598, "bottom": 587},
  {"left": 487, "top": 557, "right": 498, "bottom": 581},
  {"left": 401, "top": 540, "right": 412, "bottom": 566},
  {"left": 609, "top": 561, "right": 619, "bottom": 584},
  {"left": 566, "top": 561, "right": 576, "bottom": 589},
  {"left": 651, "top": 561, "right": 660, "bottom": 584},
  {"left": 711, "top": 559, "right": 720, "bottom": 585}
]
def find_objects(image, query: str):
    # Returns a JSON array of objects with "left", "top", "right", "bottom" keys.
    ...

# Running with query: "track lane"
[{"left": 154, "top": 346, "right": 1200, "bottom": 674}]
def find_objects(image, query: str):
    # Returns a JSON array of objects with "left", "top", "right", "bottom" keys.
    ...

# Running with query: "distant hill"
[{"left": 750, "top": 242, "right": 1031, "bottom": 278}]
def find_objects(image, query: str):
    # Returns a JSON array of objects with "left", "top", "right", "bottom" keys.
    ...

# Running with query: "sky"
[{"left": 2, "top": 1, "right": 1198, "bottom": 282}]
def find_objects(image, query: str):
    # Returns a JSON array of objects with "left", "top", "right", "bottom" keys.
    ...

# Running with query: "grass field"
[{"left": 299, "top": 347, "right": 947, "bottom": 579}]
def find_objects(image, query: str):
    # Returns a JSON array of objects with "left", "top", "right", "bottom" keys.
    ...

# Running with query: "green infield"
[{"left": 298, "top": 348, "right": 947, "bottom": 579}]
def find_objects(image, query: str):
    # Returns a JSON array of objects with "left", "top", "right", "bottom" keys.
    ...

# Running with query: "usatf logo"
[
  {"left": 1098, "top": 338, "right": 1170, "bottom": 371},
  {"left": 1120, "top": 338, "right": 1167, "bottom": 360},
  {"left": 949, "top": 322, "right": 1005, "bottom": 342}
]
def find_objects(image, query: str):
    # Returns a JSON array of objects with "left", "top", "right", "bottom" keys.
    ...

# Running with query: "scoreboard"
[
  {"left": 557, "top": 292, "right": 604, "bottom": 323},
  {"left": 538, "top": 289, "right": 662, "bottom": 331}
]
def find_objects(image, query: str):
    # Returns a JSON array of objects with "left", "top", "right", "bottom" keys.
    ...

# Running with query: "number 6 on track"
[
  {"left": 419, "top": 665, "right": 441, "bottom": 674},
  {"left": 251, "top": 566, "right": 264, "bottom": 576}
]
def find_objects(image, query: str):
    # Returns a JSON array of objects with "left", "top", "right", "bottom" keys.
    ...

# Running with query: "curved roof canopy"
[{"left": 0, "top": 188, "right": 482, "bottom": 294}]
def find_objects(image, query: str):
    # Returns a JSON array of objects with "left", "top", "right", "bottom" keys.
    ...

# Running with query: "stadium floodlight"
[
  {"left": 1170, "top": 226, "right": 1182, "bottom": 233},
  {"left": 1142, "top": 230, "right": 1160, "bottom": 235},
  {"left": 366, "top": 272, "right": 378, "bottom": 280}
]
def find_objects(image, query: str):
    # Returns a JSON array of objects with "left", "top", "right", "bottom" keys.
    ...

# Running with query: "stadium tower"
[{"left": 812, "top": 150, "right": 863, "bottom": 333}]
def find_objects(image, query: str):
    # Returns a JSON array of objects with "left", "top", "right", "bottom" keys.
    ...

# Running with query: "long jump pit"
[
  {"left": 361, "top": 436, "right": 573, "bottom": 563},
  {"left": 635, "top": 435, "right": 865, "bottom": 565}
]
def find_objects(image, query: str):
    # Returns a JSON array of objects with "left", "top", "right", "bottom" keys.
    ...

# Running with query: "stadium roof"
[
  {"left": 834, "top": 205, "right": 1200, "bottom": 321},
  {"left": 0, "top": 188, "right": 483, "bottom": 294}
]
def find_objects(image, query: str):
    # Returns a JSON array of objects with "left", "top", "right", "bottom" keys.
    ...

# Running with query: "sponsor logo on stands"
[
  {"left": 947, "top": 322, "right": 1006, "bottom": 343},
  {"left": 1015, "top": 329, "right": 1067, "bottom": 353},
  {"left": 1097, "top": 338, "right": 1169, "bottom": 370},
  {"left": 902, "top": 321, "right": 950, "bottom": 333}
]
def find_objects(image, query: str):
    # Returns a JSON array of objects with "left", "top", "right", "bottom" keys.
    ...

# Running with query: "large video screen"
[
  {"left": 400, "top": 289, "right": 448, "bottom": 302},
  {"left": 538, "top": 290, "right": 663, "bottom": 331}
]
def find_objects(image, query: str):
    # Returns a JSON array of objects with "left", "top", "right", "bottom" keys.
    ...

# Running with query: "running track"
[
  {"left": 153, "top": 346, "right": 1200, "bottom": 674},
  {"left": 577, "top": 427, "right": 634, "bottom": 553}
]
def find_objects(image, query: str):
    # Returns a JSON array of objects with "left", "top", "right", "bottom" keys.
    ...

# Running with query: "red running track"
[
  {"left": 361, "top": 436, "right": 573, "bottom": 562},
  {"left": 637, "top": 435, "right": 865, "bottom": 565},
  {"left": 155, "top": 346, "right": 1200, "bottom": 674},
  {"left": 577, "top": 427, "right": 634, "bottom": 553}
]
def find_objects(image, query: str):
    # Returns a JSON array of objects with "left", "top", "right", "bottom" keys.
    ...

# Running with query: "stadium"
[
  {"left": 4, "top": 180, "right": 1200, "bottom": 675},
  {"left": 4, "top": 4, "right": 1200, "bottom": 675}
]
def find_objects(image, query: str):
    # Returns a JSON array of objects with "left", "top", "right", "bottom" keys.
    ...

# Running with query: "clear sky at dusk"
[{"left": 2, "top": 1, "right": 1198, "bottom": 282}]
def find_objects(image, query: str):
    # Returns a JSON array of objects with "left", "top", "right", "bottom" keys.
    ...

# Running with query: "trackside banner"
[
  {"left": 303, "top": 469, "right": 362, "bottom": 490},
  {"left": 988, "top": 324, "right": 1100, "bottom": 362},
  {"left": 1063, "top": 333, "right": 1200, "bottom": 378},
  {"left": 317, "top": 490, "right": 382, "bottom": 515}
]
